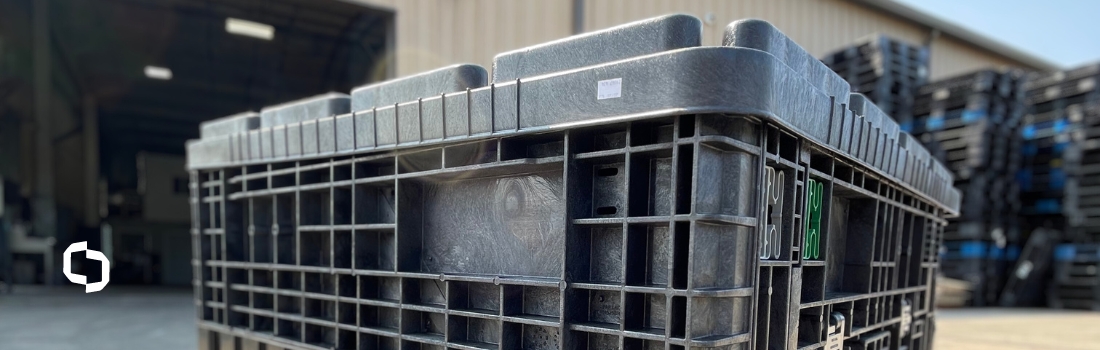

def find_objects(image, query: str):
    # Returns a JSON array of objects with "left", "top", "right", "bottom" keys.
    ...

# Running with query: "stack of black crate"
[
  {"left": 822, "top": 35, "right": 930, "bottom": 127},
  {"left": 1023, "top": 63, "right": 1100, "bottom": 309},
  {"left": 909, "top": 70, "right": 1027, "bottom": 306},
  {"left": 184, "top": 16, "right": 960, "bottom": 350}
]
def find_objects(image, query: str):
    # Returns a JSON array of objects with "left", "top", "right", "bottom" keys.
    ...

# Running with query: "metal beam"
[
  {"left": 104, "top": 0, "right": 360, "bottom": 39},
  {"left": 101, "top": 134, "right": 191, "bottom": 154},
  {"left": 100, "top": 122, "right": 199, "bottom": 139},
  {"left": 83, "top": 97, "right": 99, "bottom": 227},
  {"left": 101, "top": 104, "right": 240, "bottom": 122},
  {"left": 104, "top": 81, "right": 290, "bottom": 108},
  {"left": 322, "top": 12, "right": 377, "bottom": 90},
  {"left": 32, "top": 0, "right": 57, "bottom": 284}
]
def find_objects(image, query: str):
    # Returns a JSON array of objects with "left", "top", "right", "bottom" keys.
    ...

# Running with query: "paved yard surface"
[
  {"left": 935, "top": 308, "right": 1100, "bottom": 350},
  {"left": 1, "top": 285, "right": 1098, "bottom": 350},
  {"left": 0, "top": 285, "right": 195, "bottom": 350}
]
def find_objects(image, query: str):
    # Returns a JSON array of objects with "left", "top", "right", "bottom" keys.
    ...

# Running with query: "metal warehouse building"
[
  {"left": 373, "top": 0, "right": 1057, "bottom": 79},
  {"left": 0, "top": 0, "right": 1058, "bottom": 287}
]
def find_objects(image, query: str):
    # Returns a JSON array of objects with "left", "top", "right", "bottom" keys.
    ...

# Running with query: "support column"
[
  {"left": 33, "top": 0, "right": 57, "bottom": 284},
  {"left": 83, "top": 97, "right": 99, "bottom": 228}
]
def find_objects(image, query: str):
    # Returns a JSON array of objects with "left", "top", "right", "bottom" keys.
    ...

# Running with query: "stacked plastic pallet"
[
  {"left": 908, "top": 70, "right": 1027, "bottom": 306},
  {"left": 822, "top": 35, "right": 930, "bottom": 127},
  {"left": 186, "top": 15, "right": 959, "bottom": 350},
  {"left": 1016, "top": 63, "right": 1100, "bottom": 308},
  {"left": 1020, "top": 64, "right": 1100, "bottom": 241},
  {"left": 1087, "top": 102, "right": 1100, "bottom": 241},
  {"left": 937, "top": 241, "right": 1018, "bottom": 307},
  {"left": 1050, "top": 243, "right": 1100, "bottom": 310},
  {"left": 1086, "top": 100, "right": 1100, "bottom": 240},
  {"left": 1023, "top": 63, "right": 1100, "bottom": 310}
]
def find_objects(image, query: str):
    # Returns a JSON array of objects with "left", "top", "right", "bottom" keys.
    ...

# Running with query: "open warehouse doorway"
[{"left": 0, "top": 0, "right": 394, "bottom": 287}]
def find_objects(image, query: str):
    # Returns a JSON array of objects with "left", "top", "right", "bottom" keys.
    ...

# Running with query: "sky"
[{"left": 894, "top": 0, "right": 1100, "bottom": 69}]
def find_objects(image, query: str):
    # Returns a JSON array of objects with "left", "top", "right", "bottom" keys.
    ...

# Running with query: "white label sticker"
[
  {"left": 933, "top": 88, "right": 950, "bottom": 100},
  {"left": 1046, "top": 86, "right": 1061, "bottom": 99},
  {"left": 597, "top": 78, "right": 622, "bottom": 100},
  {"left": 1079, "top": 78, "right": 1095, "bottom": 92}
]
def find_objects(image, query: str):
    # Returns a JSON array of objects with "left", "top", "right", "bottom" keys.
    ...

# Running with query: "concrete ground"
[
  {"left": 934, "top": 307, "right": 1100, "bottom": 350},
  {"left": 1, "top": 286, "right": 1099, "bottom": 350},
  {"left": 0, "top": 285, "right": 196, "bottom": 350}
]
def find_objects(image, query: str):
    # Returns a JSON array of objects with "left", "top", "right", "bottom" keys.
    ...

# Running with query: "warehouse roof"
[{"left": 853, "top": 0, "right": 1060, "bottom": 71}]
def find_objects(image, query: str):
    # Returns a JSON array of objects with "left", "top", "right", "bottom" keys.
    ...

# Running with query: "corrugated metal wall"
[
  {"left": 353, "top": 0, "right": 1032, "bottom": 80},
  {"left": 354, "top": 0, "right": 574, "bottom": 78},
  {"left": 928, "top": 36, "right": 1019, "bottom": 79},
  {"left": 583, "top": 0, "right": 928, "bottom": 56}
]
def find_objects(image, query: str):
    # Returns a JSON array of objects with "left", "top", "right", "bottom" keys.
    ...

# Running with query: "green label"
[{"left": 804, "top": 179, "right": 823, "bottom": 260}]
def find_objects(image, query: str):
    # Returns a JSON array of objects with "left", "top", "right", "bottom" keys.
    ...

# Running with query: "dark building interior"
[{"left": 0, "top": 0, "right": 393, "bottom": 286}]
